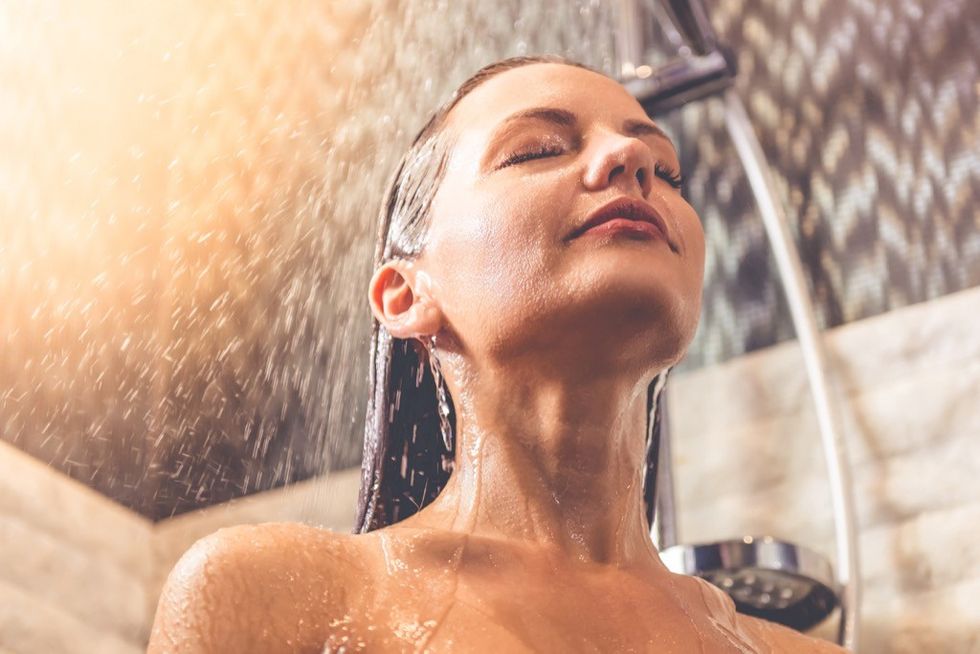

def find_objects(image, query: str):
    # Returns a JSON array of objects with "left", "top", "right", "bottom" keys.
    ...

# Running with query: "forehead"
[{"left": 445, "top": 63, "right": 649, "bottom": 142}]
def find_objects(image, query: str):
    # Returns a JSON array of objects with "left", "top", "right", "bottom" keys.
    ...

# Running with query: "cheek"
[
  {"left": 677, "top": 203, "right": 706, "bottom": 336},
  {"left": 428, "top": 179, "right": 567, "bottom": 332},
  {"left": 449, "top": 197, "right": 532, "bottom": 275},
  {"left": 685, "top": 208, "right": 706, "bottom": 281}
]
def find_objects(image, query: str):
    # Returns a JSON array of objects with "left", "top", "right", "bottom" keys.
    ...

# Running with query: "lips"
[{"left": 568, "top": 196, "right": 676, "bottom": 252}]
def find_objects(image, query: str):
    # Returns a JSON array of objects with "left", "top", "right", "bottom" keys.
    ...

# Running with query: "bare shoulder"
[
  {"left": 147, "top": 522, "right": 361, "bottom": 654},
  {"left": 738, "top": 613, "right": 850, "bottom": 653}
]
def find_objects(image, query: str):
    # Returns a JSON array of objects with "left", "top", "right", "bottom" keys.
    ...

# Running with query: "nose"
[{"left": 582, "top": 131, "right": 654, "bottom": 198}]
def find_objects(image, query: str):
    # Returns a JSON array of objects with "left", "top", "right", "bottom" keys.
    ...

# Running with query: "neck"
[{"left": 405, "top": 359, "right": 664, "bottom": 573}]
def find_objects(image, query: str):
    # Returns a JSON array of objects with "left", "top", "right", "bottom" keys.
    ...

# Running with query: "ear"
[{"left": 368, "top": 260, "right": 443, "bottom": 339}]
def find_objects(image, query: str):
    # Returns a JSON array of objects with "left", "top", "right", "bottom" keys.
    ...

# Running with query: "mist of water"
[{"left": 0, "top": 0, "right": 628, "bottom": 520}]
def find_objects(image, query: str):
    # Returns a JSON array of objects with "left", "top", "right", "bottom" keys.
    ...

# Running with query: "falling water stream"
[{"left": 0, "top": 0, "right": 622, "bottom": 521}]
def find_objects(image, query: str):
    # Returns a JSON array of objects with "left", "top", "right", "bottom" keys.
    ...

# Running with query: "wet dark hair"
[{"left": 354, "top": 55, "right": 671, "bottom": 534}]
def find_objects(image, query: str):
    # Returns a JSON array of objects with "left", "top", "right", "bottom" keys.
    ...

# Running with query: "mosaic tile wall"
[{"left": 669, "top": 0, "right": 978, "bottom": 367}]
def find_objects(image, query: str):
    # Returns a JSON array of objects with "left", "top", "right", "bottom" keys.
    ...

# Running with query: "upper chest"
[{"left": 330, "top": 535, "right": 769, "bottom": 653}]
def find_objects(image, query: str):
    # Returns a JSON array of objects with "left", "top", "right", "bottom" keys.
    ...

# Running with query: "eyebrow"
[{"left": 489, "top": 106, "right": 675, "bottom": 149}]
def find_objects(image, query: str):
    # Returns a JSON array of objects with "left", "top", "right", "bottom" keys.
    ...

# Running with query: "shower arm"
[
  {"left": 616, "top": 1, "right": 861, "bottom": 650},
  {"left": 621, "top": 49, "right": 736, "bottom": 116}
]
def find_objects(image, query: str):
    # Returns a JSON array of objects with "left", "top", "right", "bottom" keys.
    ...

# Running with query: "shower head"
[
  {"left": 660, "top": 536, "right": 839, "bottom": 631},
  {"left": 621, "top": 49, "right": 736, "bottom": 117},
  {"left": 614, "top": 0, "right": 735, "bottom": 116},
  {"left": 657, "top": 0, "right": 718, "bottom": 56}
]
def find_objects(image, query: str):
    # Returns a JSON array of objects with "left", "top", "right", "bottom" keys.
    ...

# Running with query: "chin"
[
  {"left": 607, "top": 260, "right": 698, "bottom": 344},
  {"left": 483, "top": 250, "right": 702, "bottom": 369},
  {"left": 529, "top": 274, "right": 700, "bottom": 374},
  {"left": 621, "top": 300, "right": 698, "bottom": 370}
]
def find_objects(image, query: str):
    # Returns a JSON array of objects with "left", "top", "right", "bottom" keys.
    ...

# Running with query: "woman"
[{"left": 149, "top": 55, "right": 846, "bottom": 653}]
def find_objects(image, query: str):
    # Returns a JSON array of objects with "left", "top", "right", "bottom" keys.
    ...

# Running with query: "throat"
[{"left": 403, "top": 432, "right": 660, "bottom": 570}]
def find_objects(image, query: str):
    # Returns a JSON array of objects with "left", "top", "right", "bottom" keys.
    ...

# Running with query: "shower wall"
[
  {"left": 0, "top": 4, "right": 976, "bottom": 650},
  {"left": 1, "top": 0, "right": 976, "bottom": 520},
  {"left": 668, "top": 0, "right": 978, "bottom": 369},
  {"left": 668, "top": 286, "right": 980, "bottom": 653},
  {"left": 0, "top": 442, "right": 153, "bottom": 654}
]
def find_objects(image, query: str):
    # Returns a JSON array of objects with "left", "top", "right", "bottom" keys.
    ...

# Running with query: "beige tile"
[
  {"left": 677, "top": 414, "right": 980, "bottom": 536},
  {"left": 0, "top": 442, "right": 153, "bottom": 583},
  {"left": 841, "top": 358, "right": 980, "bottom": 466},
  {"left": 676, "top": 470, "right": 837, "bottom": 549},
  {"left": 0, "top": 515, "right": 148, "bottom": 642},
  {"left": 860, "top": 501, "right": 980, "bottom": 595},
  {"left": 676, "top": 425, "right": 980, "bottom": 544},
  {"left": 859, "top": 577, "right": 980, "bottom": 654},
  {"left": 670, "top": 286, "right": 980, "bottom": 434},
  {"left": 825, "top": 287, "right": 980, "bottom": 393},
  {"left": 851, "top": 430, "right": 980, "bottom": 529},
  {"left": 0, "top": 578, "right": 143, "bottom": 654}
]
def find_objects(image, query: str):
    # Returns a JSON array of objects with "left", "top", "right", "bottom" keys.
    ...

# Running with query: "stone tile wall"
[
  {"left": 0, "top": 444, "right": 153, "bottom": 654},
  {"left": 670, "top": 286, "right": 980, "bottom": 653}
]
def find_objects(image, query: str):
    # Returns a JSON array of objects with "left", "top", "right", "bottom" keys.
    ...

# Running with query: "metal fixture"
[
  {"left": 622, "top": 48, "right": 735, "bottom": 116},
  {"left": 617, "top": 0, "right": 861, "bottom": 649},
  {"left": 659, "top": 536, "right": 840, "bottom": 631},
  {"left": 658, "top": 0, "right": 718, "bottom": 55}
]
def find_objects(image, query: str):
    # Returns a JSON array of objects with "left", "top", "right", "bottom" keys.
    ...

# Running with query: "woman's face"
[{"left": 418, "top": 63, "right": 705, "bottom": 374}]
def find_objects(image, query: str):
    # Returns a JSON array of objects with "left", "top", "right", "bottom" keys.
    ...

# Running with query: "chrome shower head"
[
  {"left": 657, "top": 0, "right": 718, "bottom": 56},
  {"left": 660, "top": 536, "right": 839, "bottom": 631}
]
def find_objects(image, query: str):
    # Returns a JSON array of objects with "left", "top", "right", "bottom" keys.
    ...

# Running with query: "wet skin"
[
  {"left": 148, "top": 64, "right": 848, "bottom": 653},
  {"left": 149, "top": 522, "right": 845, "bottom": 653}
]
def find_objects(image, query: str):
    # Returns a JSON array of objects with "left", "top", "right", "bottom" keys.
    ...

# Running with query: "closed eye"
[
  {"left": 498, "top": 144, "right": 565, "bottom": 169},
  {"left": 654, "top": 162, "right": 683, "bottom": 190}
]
